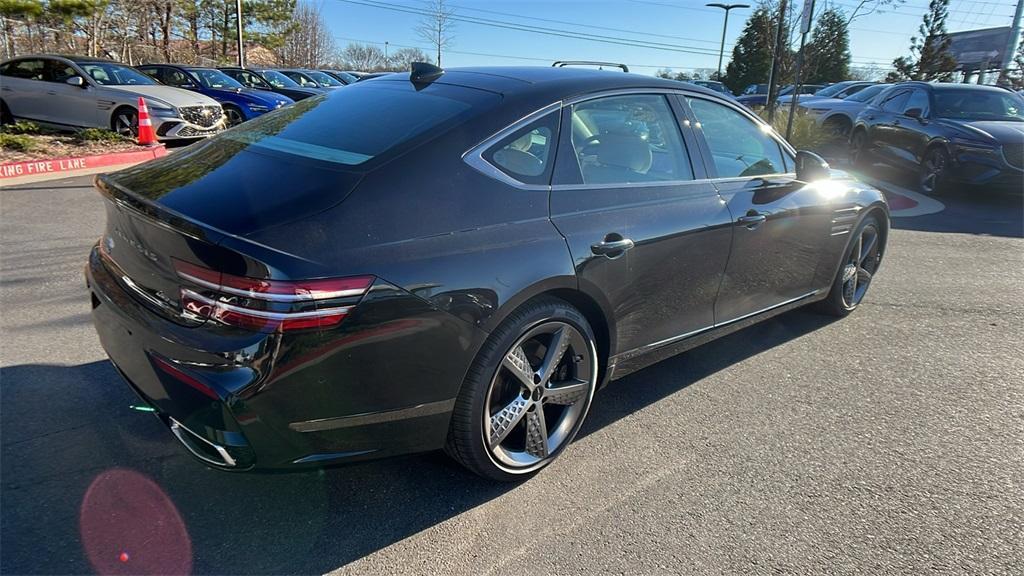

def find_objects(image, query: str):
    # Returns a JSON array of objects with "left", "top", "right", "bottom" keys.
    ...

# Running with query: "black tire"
[
  {"left": 815, "top": 215, "right": 884, "bottom": 317},
  {"left": 849, "top": 129, "right": 868, "bottom": 167},
  {"left": 445, "top": 296, "right": 599, "bottom": 482},
  {"left": 223, "top": 104, "right": 245, "bottom": 127},
  {"left": 919, "top": 146, "right": 951, "bottom": 195},
  {"left": 0, "top": 100, "right": 13, "bottom": 125},
  {"left": 824, "top": 116, "right": 851, "bottom": 139},
  {"left": 110, "top": 106, "right": 138, "bottom": 137}
]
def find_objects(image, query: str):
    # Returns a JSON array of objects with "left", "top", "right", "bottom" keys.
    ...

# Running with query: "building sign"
[{"left": 946, "top": 26, "right": 1011, "bottom": 70}]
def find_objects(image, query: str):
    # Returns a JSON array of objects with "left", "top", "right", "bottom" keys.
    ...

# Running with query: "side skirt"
[{"left": 609, "top": 290, "right": 824, "bottom": 380}]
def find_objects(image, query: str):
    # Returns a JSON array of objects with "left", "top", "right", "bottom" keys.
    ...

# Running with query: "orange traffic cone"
[{"left": 136, "top": 97, "right": 158, "bottom": 147}]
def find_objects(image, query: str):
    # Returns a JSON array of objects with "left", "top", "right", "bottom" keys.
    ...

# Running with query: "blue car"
[{"left": 137, "top": 64, "right": 293, "bottom": 126}]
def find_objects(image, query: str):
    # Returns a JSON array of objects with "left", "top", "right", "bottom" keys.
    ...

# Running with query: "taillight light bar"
[{"left": 172, "top": 259, "right": 373, "bottom": 332}]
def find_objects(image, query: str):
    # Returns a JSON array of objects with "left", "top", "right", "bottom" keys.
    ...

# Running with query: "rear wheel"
[
  {"left": 0, "top": 100, "right": 12, "bottom": 125},
  {"left": 815, "top": 215, "right": 884, "bottom": 317},
  {"left": 445, "top": 297, "right": 598, "bottom": 481},
  {"left": 111, "top": 106, "right": 138, "bottom": 138},
  {"left": 849, "top": 129, "right": 868, "bottom": 167},
  {"left": 824, "top": 116, "right": 851, "bottom": 139},
  {"left": 919, "top": 146, "right": 951, "bottom": 195}
]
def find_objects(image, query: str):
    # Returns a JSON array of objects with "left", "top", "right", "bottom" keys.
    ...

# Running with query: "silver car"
[
  {"left": 799, "top": 84, "right": 893, "bottom": 136},
  {"left": 0, "top": 55, "right": 225, "bottom": 140}
]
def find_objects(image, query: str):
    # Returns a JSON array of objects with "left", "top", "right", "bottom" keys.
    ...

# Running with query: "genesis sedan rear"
[{"left": 87, "top": 64, "right": 889, "bottom": 481}]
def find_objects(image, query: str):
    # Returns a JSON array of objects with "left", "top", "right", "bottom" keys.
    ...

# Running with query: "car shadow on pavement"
[{"left": 0, "top": 309, "right": 836, "bottom": 575}]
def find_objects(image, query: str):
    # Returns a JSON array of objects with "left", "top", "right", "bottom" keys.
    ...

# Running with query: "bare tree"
[
  {"left": 275, "top": 1, "right": 336, "bottom": 67},
  {"left": 387, "top": 46, "right": 431, "bottom": 71},
  {"left": 338, "top": 42, "right": 385, "bottom": 71},
  {"left": 845, "top": 0, "right": 905, "bottom": 24},
  {"left": 415, "top": 0, "right": 454, "bottom": 66}
]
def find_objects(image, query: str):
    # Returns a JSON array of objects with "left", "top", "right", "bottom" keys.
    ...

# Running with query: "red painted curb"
[{"left": 0, "top": 145, "right": 166, "bottom": 180}]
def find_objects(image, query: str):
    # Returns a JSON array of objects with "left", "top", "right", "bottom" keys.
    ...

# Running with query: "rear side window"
[
  {"left": 2, "top": 59, "right": 45, "bottom": 80},
  {"left": 569, "top": 94, "right": 693, "bottom": 185},
  {"left": 483, "top": 113, "right": 559, "bottom": 185},
  {"left": 218, "top": 81, "right": 499, "bottom": 166},
  {"left": 686, "top": 97, "right": 788, "bottom": 178}
]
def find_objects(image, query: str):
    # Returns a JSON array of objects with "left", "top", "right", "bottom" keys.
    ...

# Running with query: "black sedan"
[
  {"left": 86, "top": 64, "right": 889, "bottom": 481},
  {"left": 850, "top": 82, "right": 1024, "bottom": 194},
  {"left": 219, "top": 66, "right": 324, "bottom": 101}
]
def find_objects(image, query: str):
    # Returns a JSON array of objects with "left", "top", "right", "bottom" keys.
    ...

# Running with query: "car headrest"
[
  {"left": 595, "top": 133, "right": 652, "bottom": 173},
  {"left": 492, "top": 148, "right": 545, "bottom": 177}
]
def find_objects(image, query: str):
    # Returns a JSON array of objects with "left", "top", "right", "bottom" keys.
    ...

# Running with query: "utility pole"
[
  {"left": 385, "top": 41, "right": 390, "bottom": 69},
  {"left": 998, "top": 0, "right": 1023, "bottom": 83},
  {"left": 766, "top": 0, "right": 788, "bottom": 122},
  {"left": 236, "top": 0, "right": 244, "bottom": 67},
  {"left": 707, "top": 3, "right": 750, "bottom": 80}
]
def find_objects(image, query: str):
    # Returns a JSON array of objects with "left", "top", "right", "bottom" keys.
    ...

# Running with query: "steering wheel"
[{"left": 578, "top": 133, "right": 603, "bottom": 155}]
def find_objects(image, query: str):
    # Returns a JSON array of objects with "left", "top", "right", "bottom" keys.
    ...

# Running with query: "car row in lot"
[
  {"left": 0, "top": 54, "right": 377, "bottom": 140},
  {"left": 848, "top": 82, "right": 1024, "bottom": 194}
]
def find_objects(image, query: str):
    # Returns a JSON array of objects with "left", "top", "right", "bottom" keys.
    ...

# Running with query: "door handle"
[
  {"left": 591, "top": 237, "right": 635, "bottom": 258},
  {"left": 737, "top": 213, "right": 767, "bottom": 229}
]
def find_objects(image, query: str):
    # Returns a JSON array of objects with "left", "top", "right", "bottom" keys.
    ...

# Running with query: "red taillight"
[
  {"left": 152, "top": 355, "right": 220, "bottom": 399},
  {"left": 173, "top": 259, "right": 372, "bottom": 333}
]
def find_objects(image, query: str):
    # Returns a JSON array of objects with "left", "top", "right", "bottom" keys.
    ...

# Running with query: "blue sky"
[{"left": 319, "top": 0, "right": 1019, "bottom": 76}]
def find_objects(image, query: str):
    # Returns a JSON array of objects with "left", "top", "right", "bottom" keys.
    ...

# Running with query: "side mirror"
[
  {"left": 795, "top": 150, "right": 831, "bottom": 183},
  {"left": 181, "top": 82, "right": 198, "bottom": 90},
  {"left": 905, "top": 108, "right": 924, "bottom": 121},
  {"left": 65, "top": 76, "right": 85, "bottom": 87}
]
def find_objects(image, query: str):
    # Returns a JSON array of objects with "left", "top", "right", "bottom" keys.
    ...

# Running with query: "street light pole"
[
  {"left": 235, "top": 0, "right": 244, "bottom": 67},
  {"left": 707, "top": 3, "right": 750, "bottom": 79}
]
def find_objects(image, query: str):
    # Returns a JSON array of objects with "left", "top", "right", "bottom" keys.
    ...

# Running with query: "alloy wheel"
[
  {"left": 483, "top": 320, "right": 596, "bottom": 471},
  {"left": 224, "top": 107, "right": 245, "bottom": 127},
  {"left": 849, "top": 131, "right": 866, "bottom": 165},
  {"left": 920, "top": 149, "right": 947, "bottom": 194},
  {"left": 841, "top": 223, "right": 881, "bottom": 308},
  {"left": 114, "top": 110, "right": 138, "bottom": 137}
]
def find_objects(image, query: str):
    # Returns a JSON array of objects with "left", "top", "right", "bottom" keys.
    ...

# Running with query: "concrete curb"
[{"left": 0, "top": 145, "right": 167, "bottom": 187}]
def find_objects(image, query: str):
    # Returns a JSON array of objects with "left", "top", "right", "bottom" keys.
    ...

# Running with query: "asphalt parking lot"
[{"left": 1, "top": 173, "right": 1021, "bottom": 575}]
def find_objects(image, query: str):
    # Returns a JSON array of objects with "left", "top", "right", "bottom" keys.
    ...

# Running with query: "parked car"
[
  {"left": 219, "top": 66, "right": 324, "bottom": 101},
  {"left": 777, "top": 80, "right": 877, "bottom": 106},
  {"left": 0, "top": 55, "right": 225, "bottom": 140},
  {"left": 137, "top": 64, "right": 293, "bottom": 126},
  {"left": 737, "top": 84, "right": 823, "bottom": 110},
  {"left": 274, "top": 68, "right": 345, "bottom": 90},
  {"left": 850, "top": 82, "right": 1024, "bottom": 194},
  {"left": 356, "top": 72, "right": 392, "bottom": 81},
  {"left": 740, "top": 83, "right": 768, "bottom": 96},
  {"left": 321, "top": 69, "right": 359, "bottom": 85},
  {"left": 343, "top": 70, "right": 368, "bottom": 79},
  {"left": 799, "top": 83, "right": 892, "bottom": 136},
  {"left": 86, "top": 65, "right": 888, "bottom": 481}
]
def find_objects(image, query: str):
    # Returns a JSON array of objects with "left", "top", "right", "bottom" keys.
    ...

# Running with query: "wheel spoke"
[
  {"left": 860, "top": 232, "right": 877, "bottom": 262},
  {"left": 537, "top": 327, "right": 571, "bottom": 387},
  {"left": 853, "top": 234, "right": 863, "bottom": 266},
  {"left": 489, "top": 396, "right": 529, "bottom": 447},
  {"left": 857, "top": 266, "right": 873, "bottom": 284},
  {"left": 502, "top": 345, "right": 535, "bottom": 390},
  {"left": 524, "top": 409, "right": 548, "bottom": 458},
  {"left": 544, "top": 379, "right": 588, "bottom": 406}
]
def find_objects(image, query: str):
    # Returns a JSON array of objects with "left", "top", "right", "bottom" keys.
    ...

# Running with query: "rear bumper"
[{"left": 86, "top": 245, "right": 482, "bottom": 471}]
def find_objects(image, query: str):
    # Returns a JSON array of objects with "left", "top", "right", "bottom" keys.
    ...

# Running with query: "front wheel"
[
  {"left": 815, "top": 215, "right": 884, "bottom": 317},
  {"left": 919, "top": 147, "right": 951, "bottom": 195},
  {"left": 111, "top": 106, "right": 138, "bottom": 137},
  {"left": 223, "top": 105, "right": 245, "bottom": 127},
  {"left": 445, "top": 297, "right": 599, "bottom": 481},
  {"left": 849, "top": 129, "right": 868, "bottom": 167}
]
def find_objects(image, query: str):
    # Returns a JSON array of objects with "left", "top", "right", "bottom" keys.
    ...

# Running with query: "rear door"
[
  {"left": 549, "top": 92, "right": 733, "bottom": 355},
  {"left": 0, "top": 58, "right": 49, "bottom": 121},
  {"left": 682, "top": 95, "right": 830, "bottom": 322}
]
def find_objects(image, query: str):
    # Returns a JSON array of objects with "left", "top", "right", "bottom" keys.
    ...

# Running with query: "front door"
[
  {"left": 683, "top": 95, "right": 830, "bottom": 323},
  {"left": 549, "top": 92, "right": 733, "bottom": 355},
  {"left": 40, "top": 59, "right": 99, "bottom": 127}
]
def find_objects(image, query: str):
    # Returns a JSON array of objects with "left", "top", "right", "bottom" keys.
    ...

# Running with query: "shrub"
[
  {"left": 0, "top": 133, "right": 36, "bottom": 152},
  {"left": 758, "top": 108, "right": 831, "bottom": 152},
  {"left": 1, "top": 120, "right": 44, "bottom": 135},
  {"left": 75, "top": 128, "right": 131, "bottom": 143}
]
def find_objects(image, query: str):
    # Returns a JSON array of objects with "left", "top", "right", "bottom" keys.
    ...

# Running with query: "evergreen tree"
[
  {"left": 804, "top": 7, "right": 850, "bottom": 84},
  {"left": 723, "top": 6, "right": 778, "bottom": 94},
  {"left": 887, "top": 0, "right": 958, "bottom": 81}
]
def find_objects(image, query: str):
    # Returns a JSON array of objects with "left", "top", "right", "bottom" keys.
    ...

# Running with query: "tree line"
[{"left": 0, "top": 0, "right": 437, "bottom": 71}]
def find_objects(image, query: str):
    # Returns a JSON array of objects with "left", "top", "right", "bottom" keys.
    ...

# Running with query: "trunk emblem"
[{"left": 113, "top": 228, "right": 159, "bottom": 263}]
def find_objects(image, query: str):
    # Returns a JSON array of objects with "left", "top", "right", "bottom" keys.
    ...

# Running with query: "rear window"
[{"left": 218, "top": 81, "right": 499, "bottom": 166}]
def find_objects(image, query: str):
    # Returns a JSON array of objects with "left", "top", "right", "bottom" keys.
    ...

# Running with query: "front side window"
[
  {"left": 879, "top": 90, "right": 911, "bottom": 113},
  {"left": 903, "top": 89, "right": 930, "bottom": 116},
  {"left": 483, "top": 113, "right": 559, "bottom": 185},
  {"left": 687, "top": 97, "right": 788, "bottom": 178},
  {"left": 569, "top": 94, "right": 693, "bottom": 185},
  {"left": 189, "top": 69, "right": 242, "bottom": 90},
  {"left": 306, "top": 71, "right": 344, "bottom": 87},
  {"left": 284, "top": 71, "right": 320, "bottom": 88},
  {"left": 44, "top": 60, "right": 78, "bottom": 83},
  {"left": 261, "top": 70, "right": 299, "bottom": 89}
]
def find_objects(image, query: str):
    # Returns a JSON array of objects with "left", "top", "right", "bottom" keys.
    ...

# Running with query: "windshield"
[
  {"left": 306, "top": 71, "right": 345, "bottom": 87},
  {"left": 846, "top": 84, "right": 887, "bottom": 103},
  {"left": 262, "top": 70, "right": 299, "bottom": 88},
  {"left": 217, "top": 82, "right": 498, "bottom": 166},
  {"left": 328, "top": 71, "right": 358, "bottom": 84},
  {"left": 79, "top": 62, "right": 157, "bottom": 86},
  {"left": 189, "top": 69, "right": 244, "bottom": 90},
  {"left": 933, "top": 90, "right": 1024, "bottom": 122},
  {"left": 815, "top": 82, "right": 854, "bottom": 98}
]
